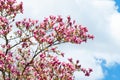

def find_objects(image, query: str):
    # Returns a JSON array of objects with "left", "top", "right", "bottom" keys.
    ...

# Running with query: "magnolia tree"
[{"left": 0, "top": 0, "right": 94, "bottom": 80}]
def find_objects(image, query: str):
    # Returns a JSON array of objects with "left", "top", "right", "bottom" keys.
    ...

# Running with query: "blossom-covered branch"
[{"left": 0, "top": 0, "right": 94, "bottom": 80}]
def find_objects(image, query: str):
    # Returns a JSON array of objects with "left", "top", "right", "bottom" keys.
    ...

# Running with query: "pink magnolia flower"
[{"left": 0, "top": 0, "right": 94, "bottom": 79}]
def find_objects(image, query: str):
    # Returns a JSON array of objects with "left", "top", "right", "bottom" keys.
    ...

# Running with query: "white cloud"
[
  {"left": 59, "top": 46, "right": 104, "bottom": 80},
  {"left": 16, "top": 0, "right": 120, "bottom": 79},
  {"left": 109, "top": 12, "right": 120, "bottom": 45}
]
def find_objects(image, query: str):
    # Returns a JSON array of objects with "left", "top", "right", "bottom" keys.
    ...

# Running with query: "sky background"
[{"left": 17, "top": 0, "right": 120, "bottom": 80}]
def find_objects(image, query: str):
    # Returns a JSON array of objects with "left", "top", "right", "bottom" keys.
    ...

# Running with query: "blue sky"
[
  {"left": 102, "top": 60, "right": 120, "bottom": 80},
  {"left": 17, "top": 0, "right": 120, "bottom": 80},
  {"left": 115, "top": 0, "right": 120, "bottom": 12}
]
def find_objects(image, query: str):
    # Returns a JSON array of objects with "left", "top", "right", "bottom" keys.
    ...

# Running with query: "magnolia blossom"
[{"left": 0, "top": 0, "right": 94, "bottom": 80}]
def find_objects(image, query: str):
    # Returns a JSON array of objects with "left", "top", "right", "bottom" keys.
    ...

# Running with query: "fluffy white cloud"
[
  {"left": 109, "top": 12, "right": 120, "bottom": 45},
  {"left": 16, "top": 0, "right": 120, "bottom": 79},
  {"left": 58, "top": 45, "right": 104, "bottom": 80}
]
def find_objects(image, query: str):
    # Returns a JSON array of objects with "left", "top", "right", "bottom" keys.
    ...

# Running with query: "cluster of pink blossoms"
[
  {"left": 0, "top": 0, "right": 23, "bottom": 16},
  {"left": 0, "top": 0, "right": 94, "bottom": 80}
]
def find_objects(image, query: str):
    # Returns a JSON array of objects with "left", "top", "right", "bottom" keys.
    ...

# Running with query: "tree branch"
[{"left": 21, "top": 41, "right": 65, "bottom": 75}]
